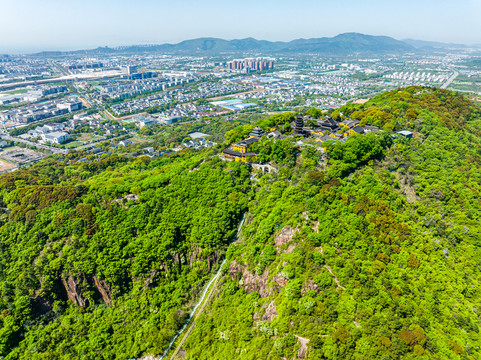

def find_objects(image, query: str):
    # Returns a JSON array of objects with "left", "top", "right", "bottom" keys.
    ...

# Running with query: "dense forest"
[
  {"left": 0, "top": 151, "right": 250, "bottom": 359},
  {"left": 181, "top": 87, "right": 481, "bottom": 360},
  {"left": 0, "top": 87, "right": 480, "bottom": 359}
]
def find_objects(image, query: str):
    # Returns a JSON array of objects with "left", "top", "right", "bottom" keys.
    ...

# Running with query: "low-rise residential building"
[
  {"left": 42, "top": 131, "right": 70, "bottom": 144},
  {"left": 0, "top": 97, "right": 82, "bottom": 124},
  {"left": 44, "top": 123, "right": 65, "bottom": 132},
  {"left": 159, "top": 116, "right": 181, "bottom": 125},
  {"left": 133, "top": 114, "right": 158, "bottom": 128}
]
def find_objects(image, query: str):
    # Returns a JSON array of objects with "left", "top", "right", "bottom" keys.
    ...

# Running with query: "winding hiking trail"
[
  {"left": 313, "top": 222, "right": 360, "bottom": 328},
  {"left": 324, "top": 264, "right": 346, "bottom": 291},
  {"left": 157, "top": 214, "right": 246, "bottom": 360},
  {"left": 312, "top": 224, "right": 346, "bottom": 292}
]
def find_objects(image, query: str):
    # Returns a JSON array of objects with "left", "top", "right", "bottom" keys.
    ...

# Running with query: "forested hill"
[
  {"left": 0, "top": 153, "right": 251, "bottom": 358},
  {"left": 181, "top": 88, "right": 481, "bottom": 360},
  {"left": 0, "top": 87, "right": 480, "bottom": 359},
  {"left": 32, "top": 33, "right": 415, "bottom": 56}
]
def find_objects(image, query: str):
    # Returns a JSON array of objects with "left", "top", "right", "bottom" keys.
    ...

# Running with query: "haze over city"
[{"left": 2, "top": 0, "right": 481, "bottom": 53}]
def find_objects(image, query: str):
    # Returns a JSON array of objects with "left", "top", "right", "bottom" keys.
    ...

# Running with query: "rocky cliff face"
[
  {"left": 261, "top": 301, "right": 278, "bottom": 321},
  {"left": 62, "top": 276, "right": 87, "bottom": 307},
  {"left": 296, "top": 336, "right": 310, "bottom": 359},
  {"left": 229, "top": 261, "right": 288, "bottom": 298},
  {"left": 253, "top": 300, "right": 278, "bottom": 322},
  {"left": 59, "top": 249, "right": 223, "bottom": 307},
  {"left": 61, "top": 275, "right": 115, "bottom": 307},
  {"left": 93, "top": 276, "right": 114, "bottom": 305},
  {"left": 301, "top": 279, "right": 320, "bottom": 295},
  {"left": 274, "top": 226, "right": 298, "bottom": 247},
  {"left": 228, "top": 227, "right": 299, "bottom": 298},
  {"left": 188, "top": 247, "right": 221, "bottom": 271}
]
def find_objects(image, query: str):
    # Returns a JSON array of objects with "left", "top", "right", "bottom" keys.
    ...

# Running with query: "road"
[
  {"left": 49, "top": 60, "right": 69, "bottom": 76},
  {"left": 2, "top": 135, "right": 68, "bottom": 154},
  {"left": 102, "top": 109, "right": 145, "bottom": 121},
  {"left": 441, "top": 71, "right": 459, "bottom": 89},
  {"left": 2, "top": 133, "right": 129, "bottom": 155},
  {"left": 159, "top": 214, "right": 246, "bottom": 360},
  {"left": 78, "top": 96, "right": 93, "bottom": 109},
  {"left": 207, "top": 88, "right": 264, "bottom": 101},
  {"left": 0, "top": 70, "right": 124, "bottom": 91}
]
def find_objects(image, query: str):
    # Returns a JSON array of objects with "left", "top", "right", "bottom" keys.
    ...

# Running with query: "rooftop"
[
  {"left": 189, "top": 132, "right": 210, "bottom": 139},
  {"left": 222, "top": 149, "right": 257, "bottom": 157},
  {"left": 236, "top": 137, "right": 260, "bottom": 146}
]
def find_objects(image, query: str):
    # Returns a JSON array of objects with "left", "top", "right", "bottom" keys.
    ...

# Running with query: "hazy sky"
[{"left": 1, "top": 0, "right": 481, "bottom": 53}]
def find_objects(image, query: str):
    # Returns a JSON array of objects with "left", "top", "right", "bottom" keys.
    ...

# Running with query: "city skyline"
[{"left": 1, "top": 0, "right": 481, "bottom": 53}]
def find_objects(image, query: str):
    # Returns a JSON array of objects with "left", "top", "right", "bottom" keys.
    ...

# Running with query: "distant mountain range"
[
  {"left": 148, "top": 33, "right": 416, "bottom": 54},
  {"left": 402, "top": 39, "right": 468, "bottom": 49},
  {"left": 31, "top": 33, "right": 480, "bottom": 57}
]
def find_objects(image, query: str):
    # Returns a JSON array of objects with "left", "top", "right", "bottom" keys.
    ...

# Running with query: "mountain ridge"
[
  {"left": 0, "top": 87, "right": 481, "bottom": 359},
  {"left": 32, "top": 33, "right": 417, "bottom": 56},
  {"left": 402, "top": 38, "right": 468, "bottom": 49}
]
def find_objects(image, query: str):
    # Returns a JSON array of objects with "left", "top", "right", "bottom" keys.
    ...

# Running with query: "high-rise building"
[
  {"left": 125, "top": 65, "right": 139, "bottom": 75},
  {"left": 226, "top": 58, "right": 275, "bottom": 72}
]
